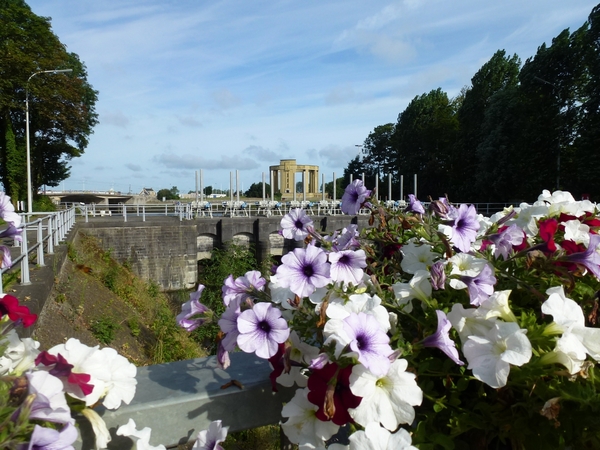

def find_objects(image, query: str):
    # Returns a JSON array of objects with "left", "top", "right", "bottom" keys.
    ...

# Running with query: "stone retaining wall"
[{"left": 76, "top": 215, "right": 367, "bottom": 291}]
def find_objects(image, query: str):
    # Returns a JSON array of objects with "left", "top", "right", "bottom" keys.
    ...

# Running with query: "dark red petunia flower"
[
  {"left": 35, "top": 351, "right": 94, "bottom": 396},
  {"left": 268, "top": 343, "right": 287, "bottom": 392},
  {"left": 0, "top": 294, "right": 37, "bottom": 327},
  {"left": 307, "top": 362, "right": 362, "bottom": 425},
  {"left": 538, "top": 218, "right": 559, "bottom": 253}
]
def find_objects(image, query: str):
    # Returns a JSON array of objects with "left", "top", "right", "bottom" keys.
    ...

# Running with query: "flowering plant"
[
  {"left": 0, "top": 192, "right": 228, "bottom": 450},
  {"left": 181, "top": 182, "right": 600, "bottom": 449}
]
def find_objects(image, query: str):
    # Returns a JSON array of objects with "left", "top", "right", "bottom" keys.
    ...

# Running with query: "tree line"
[{"left": 347, "top": 4, "right": 600, "bottom": 203}]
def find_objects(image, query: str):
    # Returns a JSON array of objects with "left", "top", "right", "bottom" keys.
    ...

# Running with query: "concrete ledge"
[{"left": 78, "top": 352, "right": 296, "bottom": 449}]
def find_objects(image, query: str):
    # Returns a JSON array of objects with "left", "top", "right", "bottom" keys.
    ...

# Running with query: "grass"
[{"left": 65, "top": 233, "right": 204, "bottom": 364}]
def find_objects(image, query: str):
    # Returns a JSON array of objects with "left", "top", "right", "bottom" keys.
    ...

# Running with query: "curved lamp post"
[{"left": 25, "top": 69, "right": 72, "bottom": 213}]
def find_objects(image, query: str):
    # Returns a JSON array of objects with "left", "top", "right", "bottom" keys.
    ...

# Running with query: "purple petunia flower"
[
  {"left": 176, "top": 284, "right": 209, "bottom": 331},
  {"left": 26, "top": 371, "right": 73, "bottom": 424},
  {"left": 341, "top": 180, "right": 371, "bottom": 215},
  {"left": 460, "top": 264, "right": 496, "bottom": 306},
  {"left": 222, "top": 270, "right": 266, "bottom": 306},
  {"left": 488, "top": 225, "right": 525, "bottom": 260},
  {"left": 23, "top": 423, "right": 78, "bottom": 450},
  {"left": 329, "top": 249, "right": 367, "bottom": 286},
  {"left": 276, "top": 245, "right": 331, "bottom": 298},
  {"left": 324, "top": 224, "right": 361, "bottom": 251},
  {"left": 430, "top": 261, "right": 446, "bottom": 290},
  {"left": 422, "top": 310, "right": 464, "bottom": 365},
  {"left": 449, "top": 204, "right": 480, "bottom": 252},
  {"left": 236, "top": 302, "right": 290, "bottom": 359},
  {"left": 566, "top": 233, "right": 600, "bottom": 279},
  {"left": 406, "top": 194, "right": 425, "bottom": 215},
  {"left": 280, "top": 208, "right": 314, "bottom": 241},
  {"left": 192, "top": 420, "right": 228, "bottom": 450},
  {"left": 342, "top": 312, "right": 393, "bottom": 376},
  {"left": 0, "top": 222, "right": 22, "bottom": 241}
]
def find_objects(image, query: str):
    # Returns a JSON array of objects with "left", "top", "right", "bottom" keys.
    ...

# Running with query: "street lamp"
[{"left": 25, "top": 68, "right": 72, "bottom": 213}]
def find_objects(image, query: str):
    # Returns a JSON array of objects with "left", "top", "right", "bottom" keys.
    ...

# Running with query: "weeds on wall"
[{"left": 62, "top": 233, "right": 204, "bottom": 364}]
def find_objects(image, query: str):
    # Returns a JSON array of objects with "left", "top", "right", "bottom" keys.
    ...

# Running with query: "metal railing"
[
  {"left": 0, "top": 207, "right": 76, "bottom": 294},
  {"left": 61, "top": 200, "right": 515, "bottom": 223}
]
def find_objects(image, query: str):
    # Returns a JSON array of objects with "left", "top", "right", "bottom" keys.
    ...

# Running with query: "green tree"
[
  {"left": 157, "top": 186, "right": 180, "bottom": 200},
  {"left": 0, "top": 0, "right": 98, "bottom": 202},
  {"left": 359, "top": 124, "right": 395, "bottom": 192},
  {"left": 244, "top": 182, "right": 270, "bottom": 198},
  {"left": 343, "top": 155, "right": 369, "bottom": 187},
  {"left": 203, "top": 185, "right": 213, "bottom": 196},
  {"left": 393, "top": 88, "right": 459, "bottom": 199},
  {"left": 324, "top": 177, "right": 345, "bottom": 199},
  {"left": 454, "top": 50, "right": 521, "bottom": 199}
]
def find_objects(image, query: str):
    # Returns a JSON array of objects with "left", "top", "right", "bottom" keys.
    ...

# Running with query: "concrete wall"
[{"left": 76, "top": 215, "right": 368, "bottom": 291}]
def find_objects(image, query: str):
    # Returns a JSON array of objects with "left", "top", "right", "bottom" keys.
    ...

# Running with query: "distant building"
[
  {"left": 139, "top": 187, "right": 156, "bottom": 197},
  {"left": 269, "top": 159, "right": 319, "bottom": 196}
]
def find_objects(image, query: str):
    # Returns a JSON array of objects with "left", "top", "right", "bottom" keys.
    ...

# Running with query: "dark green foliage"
[{"left": 192, "top": 244, "right": 260, "bottom": 355}]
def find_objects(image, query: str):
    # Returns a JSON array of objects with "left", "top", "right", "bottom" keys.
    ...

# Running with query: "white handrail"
[{"left": 0, "top": 207, "right": 76, "bottom": 294}]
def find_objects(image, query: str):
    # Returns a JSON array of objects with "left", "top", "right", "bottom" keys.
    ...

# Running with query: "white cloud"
[
  {"left": 325, "top": 85, "right": 357, "bottom": 105},
  {"left": 100, "top": 110, "right": 130, "bottom": 128},
  {"left": 211, "top": 88, "right": 242, "bottom": 111},
  {"left": 126, "top": 163, "right": 142, "bottom": 172},
  {"left": 177, "top": 115, "right": 202, "bottom": 128},
  {"left": 318, "top": 145, "right": 359, "bottom": 167},
  {"left": 153, "top": 153, "right": 259, "bottom": 171},
  {"left": 243, "top": 145, "right": 280, "bottom": 162}
]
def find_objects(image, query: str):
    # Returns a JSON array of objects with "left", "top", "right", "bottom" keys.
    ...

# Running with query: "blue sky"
[{"left": 25, "top": 0, "right": 598, "bottom": 195}]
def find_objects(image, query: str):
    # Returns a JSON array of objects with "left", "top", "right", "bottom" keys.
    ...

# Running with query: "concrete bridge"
[
  {"left": 77, "top": 214, "right": 369, "bottom": 291},
  {"left": 42, "top": 190, "right": 134, "bottom": 205}
]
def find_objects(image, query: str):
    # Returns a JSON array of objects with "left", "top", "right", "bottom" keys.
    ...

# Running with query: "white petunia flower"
[
  {"left": 117, "top": 418, "right": 167, "bottom": 450},
  {"left": 281, "top": 388, "right": 339, "bottom": 447},
  {"left": 463, "top": 321, "right": 532, "bottom": 388},
  {"left": 447, "top": 303, "right": 496, "bottom": 343},
  {"left": 81, "top": 407, "right": 112, "bottom": 450},
  {"left": 542, "top": 286, "right": 600, "bottom": 362},
  {"left": 563, "top": 219, "right": 590, "bottom": 246},
  {"left": 391, "top": 270, "right": 432, "bottom": 313},
  {"left": 349, "top": 360, "right": 423, "bottom": 431},
  {"left": 325, "top": 292, "right": 390, "bottom": 332},
  {"left": 0, "top": 329, "right": 40, "bottom": 375},
  {"left": 269, "top": 273, "right": 300, "bottom": 310},
  {"left": 348, "top": 423, "right": 418, "bottom": 450},
  {"left": 98, "top": 347, "right": 138, "bottom": 410},
  {"left": 46, "top": 338, "right": 109, "bottom": 405},
  {"left": 45, "top": 338, "right": 137, "bottom": 410},
  {"left": 448, "top": 254, "right": 487, "bottom": 277},
  {"left": 477, "top": 290, "right": 517, "bottom": 322},
  {"left": 400, "top": 240, "right": 438, "bottom": 274}
]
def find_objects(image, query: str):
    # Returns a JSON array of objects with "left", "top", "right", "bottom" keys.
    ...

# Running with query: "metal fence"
[
  {"left": 63, "top": 200, "right": 514, "bottom": 222},
  {"left": 0, "top": 207, "right": 76, "bottom": 294}
]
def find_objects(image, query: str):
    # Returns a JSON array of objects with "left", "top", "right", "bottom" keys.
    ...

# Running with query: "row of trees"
[
  {"left": 347, "top": 4, "right": 600, "bottom": 203},
  {"left": 0, "top": 0, "right": 98, "bottom": 203}
]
